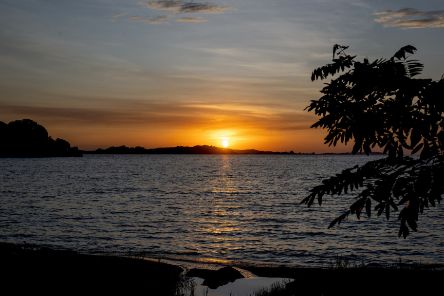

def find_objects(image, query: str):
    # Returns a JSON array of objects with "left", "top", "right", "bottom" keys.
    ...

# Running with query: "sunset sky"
[{"left": 1, "top": 0, "right": 444, "bottom": 152}]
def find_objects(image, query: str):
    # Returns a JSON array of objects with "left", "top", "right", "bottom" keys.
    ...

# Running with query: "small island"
[{"left": 0, "top": 119, "right": 82, "bottom": 157}]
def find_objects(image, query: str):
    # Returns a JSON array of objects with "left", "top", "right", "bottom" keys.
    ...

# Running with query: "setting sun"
[{"left": 222, "top": 138, "right": 229, "bottom": 148}]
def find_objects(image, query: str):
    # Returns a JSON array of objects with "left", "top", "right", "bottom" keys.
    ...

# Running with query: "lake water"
[{"left": 1, "top": 155, "right": 443, "bottom": 267}]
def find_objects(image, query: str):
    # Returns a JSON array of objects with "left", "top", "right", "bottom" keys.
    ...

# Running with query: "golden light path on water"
[{"left": 198, "top": 156, "right": 240, "bottom": 254}]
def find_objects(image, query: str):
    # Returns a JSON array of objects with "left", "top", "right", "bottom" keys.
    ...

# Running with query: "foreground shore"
[
  {"left": 2, "top": 242, "right": 443, "bottom": 295},
  {"left": 0, "top": 242, "right": 183, "bottom": 294}
]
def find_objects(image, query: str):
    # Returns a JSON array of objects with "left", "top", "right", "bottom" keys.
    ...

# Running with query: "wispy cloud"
[
  {"left": 146, "top": 1, "right": 230, "bottom": 14},
  {"left": 128, "top": 1, "right": 229, "bottom": 25},
  {"left": 176, "top": 16, "right": 207, "bottom": 23},
  {"left": 129, "top": 15, "right": 168, "bottom": 24},
  {"left": 112, "top": 12, "right": 128, "bottom": 22},
  {"left": 0, "top": 102, "right": 314, "bottom": 131},
  {"left": 374, "top": 8, "right": 444, "bottom": 29}
]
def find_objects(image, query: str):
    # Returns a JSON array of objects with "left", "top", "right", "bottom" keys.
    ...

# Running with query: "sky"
[{"left": 1, "top": 0, "right": 444, "bottom": 152}]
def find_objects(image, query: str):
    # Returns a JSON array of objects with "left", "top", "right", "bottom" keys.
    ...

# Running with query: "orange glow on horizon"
[
  {"left": 44, "top": 123, "right": 352, "bottom": 153},
  {"left": 2, "top": 102, "right": 351, "bottom": 153}
]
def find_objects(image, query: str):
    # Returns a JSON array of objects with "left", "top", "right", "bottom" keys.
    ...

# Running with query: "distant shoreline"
[
  {"left": 81, "top": 145, "right": 384, "bottom": 156},
  {"left": 0, "top": 118, "right": 385, "bottom": 157}
]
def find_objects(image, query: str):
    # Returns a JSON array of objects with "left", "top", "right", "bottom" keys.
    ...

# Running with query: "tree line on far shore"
[
  {"left": 0, "top": 119, "right": 81, "bottom": 157},
  {"left": 89, "top": 145, "right": 297, "bottom": 155}
]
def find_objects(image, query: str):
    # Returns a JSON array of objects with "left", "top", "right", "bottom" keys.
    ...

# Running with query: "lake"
[{"left": 1, "top": 155, "right": 443, "bottom": 267}]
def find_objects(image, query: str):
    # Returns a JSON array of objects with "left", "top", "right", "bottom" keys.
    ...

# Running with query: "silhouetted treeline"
[
  {"left": 0, "top": 119, "right": 82, "bottom": 157},
  {"left": 86, "top": 145, "right": 297, "bottom": 155},
  {"left": 86, "top": 145, "right": 383, "bottom": 155}
]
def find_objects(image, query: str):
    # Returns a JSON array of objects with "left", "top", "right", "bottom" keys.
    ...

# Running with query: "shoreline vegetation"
[
  {"left": 84, "top": 144, "right": 298, "bottom": 155},
  {"left": 83, "top": 144, "right": 383, "bottom": 155},
  {"left": 2, "top": 242, "right": 442, "bottom": 295},
  {"left": 0, "top": 119, "right": 81, "bottom": 157}
]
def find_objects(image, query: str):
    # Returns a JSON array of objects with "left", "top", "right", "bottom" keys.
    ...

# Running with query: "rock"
[{"left": 187, "top": 266, "right": 244, "bottom": 289}]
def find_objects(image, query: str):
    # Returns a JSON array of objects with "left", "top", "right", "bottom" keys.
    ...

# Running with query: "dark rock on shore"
[{"left": 187, "top": 266, "right": 244, "bottom": 289}]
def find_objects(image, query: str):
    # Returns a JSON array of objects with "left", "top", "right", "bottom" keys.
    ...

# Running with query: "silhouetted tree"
[
  {"left": 0, "top": 121, "right": 7, "bottom": 151},
  {"left": 302, "top": 45, "right": 444, "bottom": 238},
  {"left": 7, "top": 119, "right": 49, "bottom": 155},
  {"left": 0, "top": 119, "right": 81, "bottom": 157}
]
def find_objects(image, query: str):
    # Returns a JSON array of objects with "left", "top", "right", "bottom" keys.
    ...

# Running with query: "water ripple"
[{"left": 0, "top": 154, "right": 443, "bottom": 267}]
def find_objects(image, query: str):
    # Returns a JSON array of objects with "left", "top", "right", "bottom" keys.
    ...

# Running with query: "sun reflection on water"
[
  {"left": 211, "top": 155, "right": 237, "bottom": 194},
  {"left": 194, "top": 155, "right": 246, "bottom": 254}
]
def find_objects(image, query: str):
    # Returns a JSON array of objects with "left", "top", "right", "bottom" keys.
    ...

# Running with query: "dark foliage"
[
  {"left": 0, "top": 119, "right": 81, "bottom": 157},
  {"left": 302, "top": 45, "right": 444, "bottom": 237}
]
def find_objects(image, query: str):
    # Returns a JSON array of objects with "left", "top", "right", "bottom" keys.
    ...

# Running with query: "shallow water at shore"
[
  {"left": 192, "top": 277, "right": 291, "bottom": 296},
  {"left": 1, "top": 155, "right": 443, "bottom": 267}
]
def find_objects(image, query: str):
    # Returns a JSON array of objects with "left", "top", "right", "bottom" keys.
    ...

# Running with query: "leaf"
[
  {"left": 410, "top": 128, "right": 421, "bottom": 148},
  {"left": 363, "top": 142, "right": 371, "bottom": 155},
  {"left": 390, "top": 200, "right": 399, "bottom": 211},
  {"left": 300, "top": 193, "right": 315, "bottom": 206},
  {"left": 407, "top": 218, "right": 418, "bottom": 232},
  {"left": 333, "top": 44, "right": 349, "bottom": 59},
  {"left": 420, "top": 142, "right": 430, "bottom": 159},
  {"left": 365, "top": 198, "right": 371, "bottom": 218},
  {"left": 438, "top": 131, "right": 444, "bottom": 147},
  {"left": 406, "top": 60, "right": 424, "bottom": 77},
  {"left": 352, "top": 138, "right": 363, "bottom": 154},
  {"left": 385, "top": 203, "right": 390, "bottom": 220},
  {"left": 398, "top": 223, "right": 410, "bottom": 239},
  {"left": 328, "top": 211, "right": 350, "bottom": 229},
  {"left": 393, "top": 45, "right": 417, "bottom": 60},
  {"left": 419, "top": 202, "right": 424, "bottom": 214},
  {"left": 328, "top": 217, "right": 340, "bottom": 229},
  {"left": 411, "top": 143, "right": 424, "bottom": 155},
  {"left": 375, "top": 203, "right": 385, "bottom": 216}
]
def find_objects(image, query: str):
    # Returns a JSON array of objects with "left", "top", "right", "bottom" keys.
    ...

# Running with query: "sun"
[{"left": 221, "top": 137, "right": 229, "bottom": 148}]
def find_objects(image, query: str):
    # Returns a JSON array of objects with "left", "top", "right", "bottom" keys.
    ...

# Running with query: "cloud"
[
  {"left": 176, "top": 17, "right": 208, "bottom": 23},
  {"left": 146, "top": 0, "right": 229, "bottom": 14},
  {"left": 374, "top": 8, "right": 444, "bottom": 29},
  {"left": 136, "top": 1, "right": 230, "bottom": 25},
  {"left": 0, "top": 102, "right": 314, "bottom": 132},
  {"left": 112, "top": 12, "right": 128, "bottom": 22},
  {"left": 0, "top": 101, "right": 317, "bottom": 150},
  {"left": 129, "top": 15, "right": 168, "bottom": 24}
]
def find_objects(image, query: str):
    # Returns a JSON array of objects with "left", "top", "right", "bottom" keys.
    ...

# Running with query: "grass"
[{"left": 254, "top": 281, "right": 292, "bottom": 296}]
